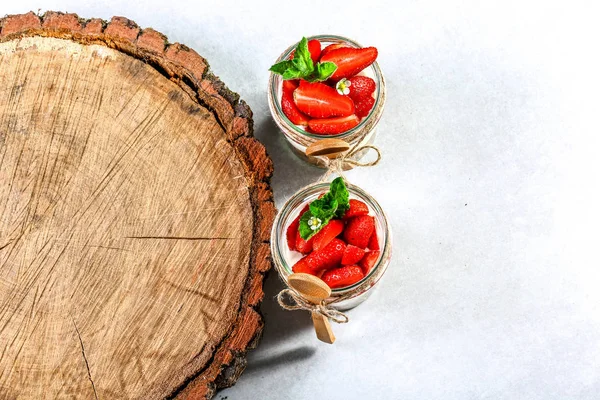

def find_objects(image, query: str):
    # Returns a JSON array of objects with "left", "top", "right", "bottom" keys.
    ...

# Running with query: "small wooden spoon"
[
  {"left": 305, "top": 138, "right": 350, "bottom": 159},
  {"left": 288, "top": 273, "right": 335, "bottom": 344}
]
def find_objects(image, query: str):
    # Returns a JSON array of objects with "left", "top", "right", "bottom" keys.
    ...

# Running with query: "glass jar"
[
  {"left": 271, "top": 182, "right": 392, "bottom": 311},
  {"left": 267, "top": 35, "right": 386, "bottom": 168}
]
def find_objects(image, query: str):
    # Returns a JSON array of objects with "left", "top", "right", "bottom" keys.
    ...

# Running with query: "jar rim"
[
  {"left": 267, "top": 34, "right": 386, "bottom": 141},
  {"left": 271, "top": 181, "right": 391, "bottom": 294}
]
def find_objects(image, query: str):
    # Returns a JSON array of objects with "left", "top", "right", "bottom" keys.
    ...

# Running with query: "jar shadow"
[
  {"left": 244, "top": 345, "right": 316, "bottom": 373},
  {"left": 256, "top": 270, "right": 314, "bottom": 349},
  {"left": 250, "top": 111, "right": 322, "bottom": 349}
]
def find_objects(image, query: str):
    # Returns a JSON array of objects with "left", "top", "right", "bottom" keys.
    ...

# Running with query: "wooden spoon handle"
[
  {"left": 305, "top": 138, "right": 350, "bottom": 159},
  {"left": 311, "top": 312, "right": 336, "bottom": 344}
]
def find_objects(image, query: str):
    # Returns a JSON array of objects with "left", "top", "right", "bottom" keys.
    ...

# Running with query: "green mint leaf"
[
  {"left": 298, "top": 190, "right": 341, "bottom": 240},
  {"left": 299, "top": 209, "right": 336, "bottom": 240},
  {"left": 316, "top": 62, "right": 337, "bottom": 80},
  {"left": 282, "top": 67, "right": 303, "bottom": 80},
  {"left": 292, "top": 37, "right": 314, "bottom": 74},
  {"left": 296, "top": 178, "right": 350, "bottom": 239},
  {"left": 298, "top": 211, "right": 314, "bottom": 240},
  {"left": 303, "top": 62, "right": 338, "bottom": 82},
  {"left": 268, "top": 37, "right": 316, "bottom": 81},
  {"left": 269, "top": 60, "right": 293, "bottom": 75},
  {"left": 330, "top": 177, "right": 350, "bottom": 217},
  {"left": 310, "top": 194, "right": 338, "bottom": 220}
]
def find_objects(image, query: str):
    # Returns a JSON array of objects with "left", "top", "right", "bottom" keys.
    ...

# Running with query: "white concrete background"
[{"left": 5, "top": 1, "right": 600, "bottom": 399}]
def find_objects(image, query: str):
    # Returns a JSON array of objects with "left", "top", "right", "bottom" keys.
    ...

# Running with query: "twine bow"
[
  {"left": 277, "top": 288, "right": 349, "bottom": 324},
  {"left": 319, "top": 142, "right": 381, "bottom": 182}
]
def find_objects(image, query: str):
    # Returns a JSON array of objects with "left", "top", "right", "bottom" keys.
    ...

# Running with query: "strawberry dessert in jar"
[
  {"left": 271, "top": 178, "right": 392, "bottom": 310},
  {"left": 268, "top": 35, "right": 386, "bottom": 167}
]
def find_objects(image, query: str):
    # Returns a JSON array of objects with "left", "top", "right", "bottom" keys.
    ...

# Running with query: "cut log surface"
[{"left": 0, "top": 12, "right": 274, "bottom": 400}]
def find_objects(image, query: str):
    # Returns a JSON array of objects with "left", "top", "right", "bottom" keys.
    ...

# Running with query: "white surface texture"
[{"left": 4, "top": 1, "right": 600, "bottom": 399}]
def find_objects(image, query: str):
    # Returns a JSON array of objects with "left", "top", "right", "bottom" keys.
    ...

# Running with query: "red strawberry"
[
  {"left": 293, "top": 81, "right": 355, "bottom": 118},
  {"left": 343, "top": 215, "right": 375, "bottom": 249},
  {"left": 282, "top": 90, "right": 310, "bottom": 126},
  {"left": 293, "top": 238, "right": 346, "bottom": 273},
  {"left": 368, "top": 231, "right": 380, "bottom": 250},
  {"left": 322, "top": 265, "right": 364, "bottom": 289},
  {"left": 343, "top": 199, "right": 369, "bottom": 219},
  {"left": 307, "top": 115, "right": 360, "bottom": 135},
  {"left": 312, "top": 219, "right": 344, "bottom": 251},
  {"left": 286, "top": 205, "right": 309, "bottom": 251},
  {"left": 307, "top": 39, "right": 322, "bottom": 62},
  {"left": 320, "top": 43, "right": 347, "bottom": 59},
  {"left": 282, "top": 79, "right": 299, "bottom": 94},
  {"left": 360, "top": 250, "right": 380, "bottom": 275},
  {"left": 347, "top": 76, "right": 376, "bottom": 102},
  {"left": 320, "top": 47, "right": 378, "bottom": 81},
  {"left": 286, "top": 219, "right": 299, "bottom": 251},
  {"left": 290, "top": 39, "right": 322, "bottom": 63},
  {"left": 296, "top": 230, "right": 314, "bottom": 254},
  {"left": 341, "top": 244, "right": 366, "bottom": 265},
  {"left": 292, "top": 258, "right": 314, "bottom": 275},
  {"left": 354, "top": 96, "right": 375, "bottom": 118}
]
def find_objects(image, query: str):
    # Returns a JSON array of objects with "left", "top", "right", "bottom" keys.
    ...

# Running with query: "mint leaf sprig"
[
  {"left": 298, "top": 177, "right": 350, "bottom": 240},
  {"left": 269, "top": 37, "right": 337, "bottom": 82}
]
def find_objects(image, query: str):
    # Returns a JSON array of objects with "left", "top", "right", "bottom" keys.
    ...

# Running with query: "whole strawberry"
[
  {"left": 354, "top": 96, "right": 375, "bottom": 118},
  {"left": 343, "top": 215, "right": 375, "bottom": 249},
  {"left": 312, "top": 219, "right": 345, "bottom": 251},
  {"left": 347, "top": 76, "right": 376, "bottom": 102},
  {"left": 322, "top": 265, "right": 365, "bottom": 289},
  {"left": 292, "top": 238, "right": 346, "bottom": 274},
  {"left": 343, "top": 199, "right": 369, "bottom": 219},
  {"left": 341, "top": 244, "right": 366, "bottom": 265}
]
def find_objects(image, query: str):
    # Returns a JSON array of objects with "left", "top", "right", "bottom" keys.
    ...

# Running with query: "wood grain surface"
[{"left": 0, "top": 12, "right": 274, "bottom": 400}]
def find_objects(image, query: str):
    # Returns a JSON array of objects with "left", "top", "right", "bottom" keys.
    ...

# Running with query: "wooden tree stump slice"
[{"left": 0, "top": 12, "right": 274, "bottom": 400}]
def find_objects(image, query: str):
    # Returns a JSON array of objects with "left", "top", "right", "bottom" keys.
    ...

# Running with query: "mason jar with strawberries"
[
  {"left": 268, "top": 35, "right": 386, "bottom": 167},
  {"left": 271, "top": 178, "right": 392, "bottom": 310}
]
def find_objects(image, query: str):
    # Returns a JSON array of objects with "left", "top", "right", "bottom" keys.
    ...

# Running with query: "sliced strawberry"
[
  {"left": 322, "top": 265, "right": 364, "bottom": 289},
  {"left": 347, "top": 76, "right": 376, "bottom": 102},
  {"left": 355, "top": 96, "right": 375, "bottom": 118},
  {"left": 320, "top": 47, "right": 378, "bottom": 81},
  {"left": 282, "top": 90, "right": 310, "bottom": 126},
  {"left": 320, "top": 43, "right": 347, "bottom": 59},
  {"left": 343, "top": 199, "right": 369, "bottom": 219},
  {"left": 292, "top": 258, "right": 314, "bottom": 275},
  {"left": 343, "top": 215, "right": 375, "bottom": 249},
  {"left": 296, "top": 230, "right": 314, "bottom": 254},
  {"left": 290, "top": 39, "right": 322, "bottom": 63},
  {"left": 307, "top": 115, "right": 360, "bottom": 135},
  {"left": 312, "top": 219, "right": 344, "bottom": 251},
  {"left": 293, "top": 81, "right": 354, "bottom": 118},
  {"left": 282, "top": 79, "right": 299, "bottom": 94},
  {"left": 368, "top": 231, "right": 380, "bottom": 251},
  {"left": 296, "top": 238, "right": 346, "bottom": 273},
  {"left": 360, "top": 250, "right": 380, "bottom": 275},
  {"left": 341, "top": 244, "right": 366, "bottom": 265},
  {"left": 307, "top": 39, "right": 322, "bottom": 62},
  {"left": 286, "top": 205, "right": 309, "bottom": 251}
]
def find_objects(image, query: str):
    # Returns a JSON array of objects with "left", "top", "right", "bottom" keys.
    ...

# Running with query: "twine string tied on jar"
[
  {"left": 319, "top": 142, "right": 381, "bottom": 182},
  {"left": 277, "top": 288, "right": 349, "bottom": 323}
]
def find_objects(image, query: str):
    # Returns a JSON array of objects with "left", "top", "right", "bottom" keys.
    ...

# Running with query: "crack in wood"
[
  {"left": 124, "top": 236, "right": 235, "bottom": 241},
  {"left": 72, "top": 318, "right": 98, "bottom": 400}
]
